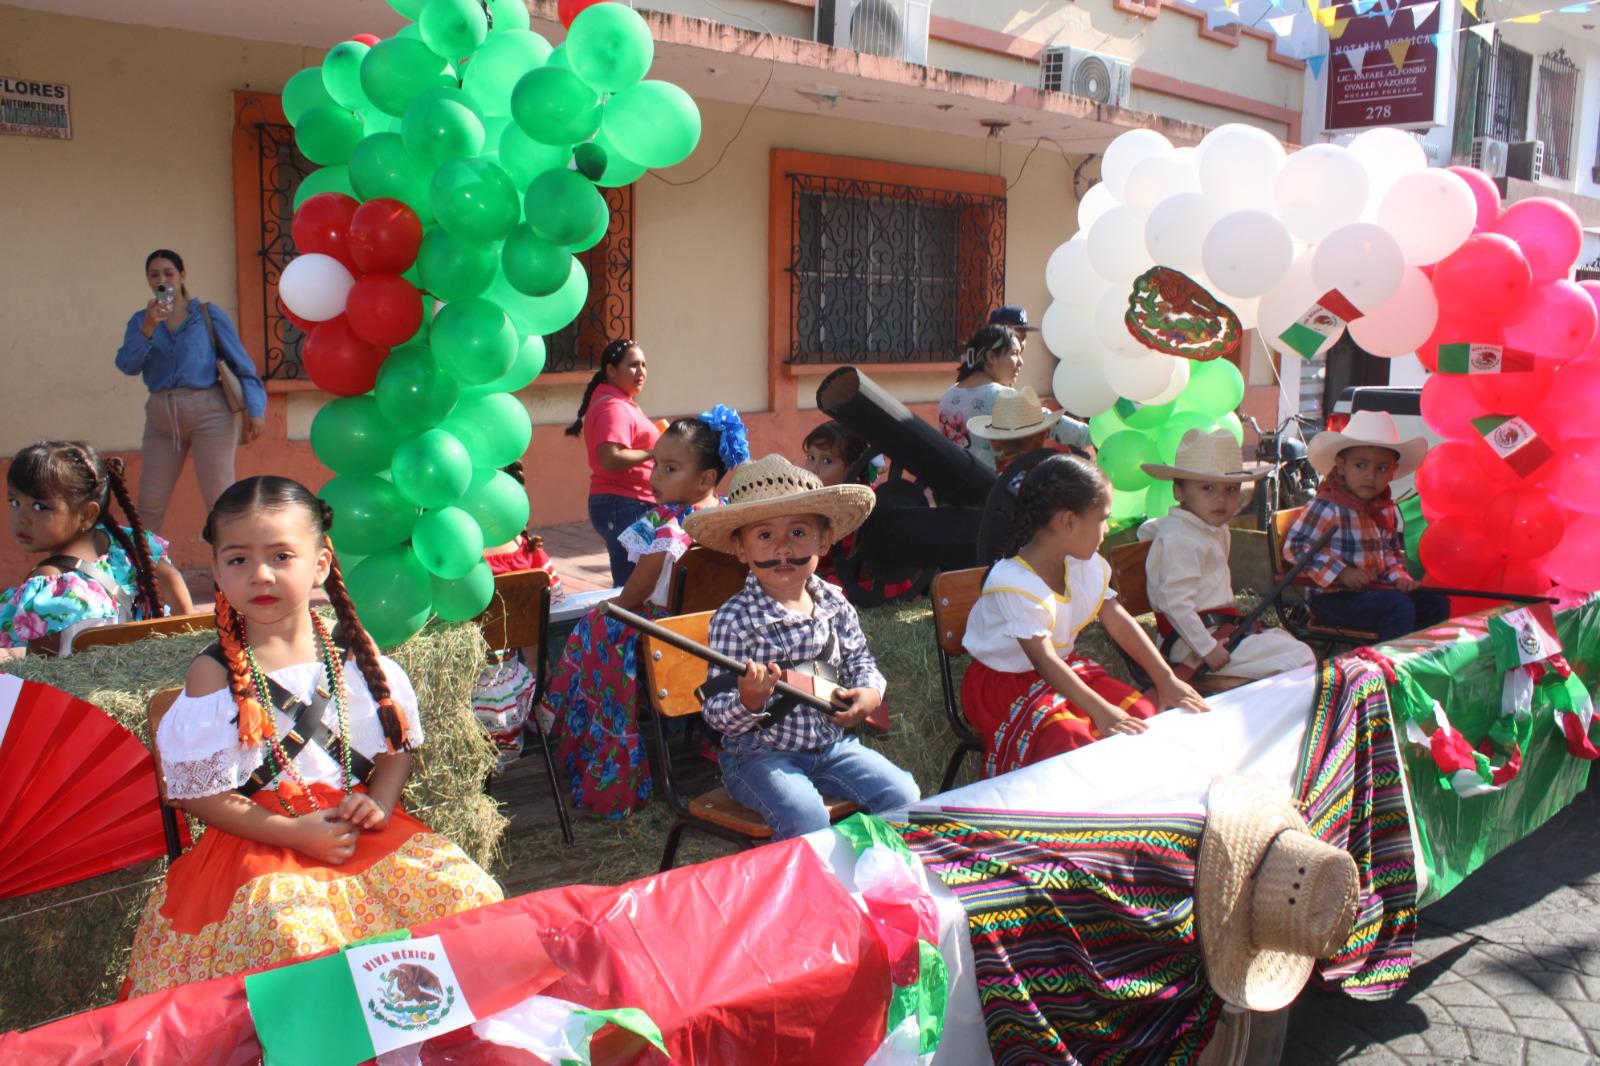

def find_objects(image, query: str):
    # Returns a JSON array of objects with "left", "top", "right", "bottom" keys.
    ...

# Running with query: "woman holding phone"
[{"left": 115, "top": 249, "right": 267, "bottom": 534}]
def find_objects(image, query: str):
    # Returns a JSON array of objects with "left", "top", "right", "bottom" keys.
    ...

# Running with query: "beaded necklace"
[{"left": 242, "top": 612, "right": 355, "bottom": 817}]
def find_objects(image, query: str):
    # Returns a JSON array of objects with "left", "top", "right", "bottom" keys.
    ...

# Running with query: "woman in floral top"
[
  {"left": 545, "top": 408, "right": 747, "bottom": 817},
  {"left": 1, "top": 441, "right": 192, "bottom": 655},
  {"left": 938, "top": 324, "right": 1091, "bottom": 470}
]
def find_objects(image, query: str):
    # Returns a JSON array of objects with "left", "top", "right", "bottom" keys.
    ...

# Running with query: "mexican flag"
[
  {"left": 1471, "top": 414, "right": 1555, "bottom": 478},
  {"left": 1437, "top": 343, "right": 1535, "bottom": 375},
  {"left": 1488, "top": 604, "right": 1561, "bottom": 671},
  {"left": 1278, "top": 290, "right": 1364, "bottom": 360}
]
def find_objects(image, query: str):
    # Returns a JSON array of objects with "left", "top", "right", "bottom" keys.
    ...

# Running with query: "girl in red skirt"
[{"left": 961, "top": 455, "right": 1210, "bottom": 776}]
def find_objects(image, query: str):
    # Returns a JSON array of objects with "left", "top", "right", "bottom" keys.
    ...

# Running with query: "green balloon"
[
  {"left": 360, "top": 107, "right": 403, "bottom": 135},
  {"left": 416, "top": 226, "right": 498, "bottom": 300},
  {"left": 1180, "top": 359, "right": 1246, "bottom": 417},
  {"left": 402, "top": 86, "right": 485, "bottom": 165},
  {"left": 1114, "top": 397, "right": 1177, "bottom": 430},
  {"left": 349, "top": 133, "right": 434, "bottom": 221},
  {"left": 1146, "top": 480, "right": 1178, "bottom": 518},
  {"left": 487, "top": 0, "right": 531, "bottom": 32},
  {"left": 566, "top": 2, "right": 655, "bottom": 94},
  {"left": 347, "top": 546, "right": 433, "bottom": 648},
  {"left": 592, "top": 129, "right": 647, "bottom": 188},
  {"left": 321, "top": 474, "right": 418, "bottom": 556},
  {"left": 420, "top": 0, "right": 489, "bottom": 60},
  {"left": 391, "top": 428, "right": 474, "bottom": 508},
  {"left": 1217, "top": 411, "right": 1245, "bottom": 446},
  {"left": 295, "top": 104, "right": 364, "bottom": 166},
  {"left": 1088, "top": 407, "right": 1130, "bottom": 448},
  {"left": 311, "top": 395, "right": 410, "bottom": 476},
  {"left": 442, "top": 393, "right": 532, "bottom": 468},
  {"left": 485, "top": 260, "right": 587, "bottom": 337},
  {"left": 1097, "top": 430, "right": 1159, "bottom": 492},
  {"left": 431, "top": 561, "right": 496, "bottom": 621},
  {"left": 462, "top": 336, "right": 546, "bottom": 398},
  {"left": 463, "top": 30, "right": 552, "bottom": 117},
  {"left": 525, "top": 168, "right": 607, "bottom": 249},
  {"left": 376, "top": 344, "right": 461, "bottom": 428},
  {"left": 283, "top": 67, "right": 335, "bottom": 125},
  {"left": 572, "top": 141, "right": 608, "bottom": 183},
  {"left": 496, "top": 123, "right": 571, "bottom": 186},
  {"left": 412, "top": 505, "right": 486, "bottom": 580},
  {"left": 361, "top": 37, "right": 453, "bottom": 117},
  {"left": 322, "top": 40, "right": 372, "bottom": 110},
  {"left": 1109, "top": 485, "right": 1147, "bottom": 523},
  {"left": 502, "top": 223, "right": 574, "bottom": 297},
  {"left": 510, "top": 66, "right": 602, "bottom": 147},
  {"left": 430, "top": 157, "right": 520, "bottom": 243},
  {"left": 1156, "top": 412, "right": 1218, "bottom": 463},
  {"left": 459, "top": 468, "right": 530, "bottom": 545},
  {"left": 385, "top": 0, "right": 425, "bottom": 17},
  {"left": 546, "top": 44, "right": 571, "bottom": 71},
  {"left": 431, "top": 297, "right": 518, "bottom": 384},
  {"left": 293, "top": 165, "right": 356, "bottom": 210},
  {"left": 602, "top": 80, "right": 701, "bottom": 169}
]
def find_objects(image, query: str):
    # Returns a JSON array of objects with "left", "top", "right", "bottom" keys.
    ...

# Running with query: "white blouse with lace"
[{"left": 156, "top": 656, "right": 424, "bottom": 801}]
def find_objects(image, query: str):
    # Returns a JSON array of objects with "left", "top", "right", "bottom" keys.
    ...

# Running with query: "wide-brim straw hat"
[
  {"left": 1196, "top": 774, "right": 1360, "bottom": 1012},
  {"left": 1307, "top": 410, "right": 1428, "bottom": 479},
  {"left": 967, "top": 386, "right": 1064, "bottom": 442},
  {"left": 1142, "top": 428, "right": 1270, "bottom": 483},
  {"left": 682, "top": 454, "right": 876, "bottom": 554}
]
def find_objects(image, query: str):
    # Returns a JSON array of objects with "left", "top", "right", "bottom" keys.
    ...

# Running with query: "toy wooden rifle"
[{"left": 1389, "top": 587, "right": 1557, "bottom": 604}]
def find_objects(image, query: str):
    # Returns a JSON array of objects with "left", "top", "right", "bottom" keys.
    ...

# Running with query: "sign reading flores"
[{"left": 0, "top": 76, "right": 71, "bottom": 139}]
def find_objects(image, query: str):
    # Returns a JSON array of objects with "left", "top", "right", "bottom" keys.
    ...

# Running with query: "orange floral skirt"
[{"left": 124, "top": 784, "right": 502, "bottom": 998}]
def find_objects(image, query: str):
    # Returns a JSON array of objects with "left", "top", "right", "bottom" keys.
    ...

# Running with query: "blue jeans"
[
  {"left": 1310, "top": 587, "right": 1452, "bottom": 643},
  {"left": 588, "top": 493, "right": 653, "bottom": 587},
  {"left": 719, "top": 736, "right": 921, "bottom": 841}
]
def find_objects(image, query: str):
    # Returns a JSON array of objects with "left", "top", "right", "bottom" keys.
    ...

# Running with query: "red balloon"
[
  {"left": 348, "top": 198, "right": 424, "bottom": 275},
  {"left": 1504, "top": 279, "right": 1598, "bottom": 366},
  {"left": 1467, "top": 366, "right": 1554, "bottom": 414},
  {"left": 303, "top": 316, "right": 388, "bottom": 396},
  {"left": 1546, "top": 511, "right": 1600, "bottom": 592},
  {"left": 345, "top": 274, "right": 423, "bottom": 347},
  {"left": 1539, "top": 359, "right": 1600, "bottom": 437},
  {"left": 1575, "top": 281, "right": 1600, "bottom": 362},
  {"left": 558, "top": 0, "right": 608, "bottom": 26},
  {"left": 291, "top": 193, "right": 360, "bottom": 272},
  {"left": 1448, "top": 165, "right": 1502, "bottom": 232},
  {"left": 349, "top": 33, "right": 381, "bottom": 46},
  {"left": 1420, "top": 373, "right": 1484, "bottom": 442},
  {"left": 1432, "top": 233, "right": 1532, "bottom": 323},
  {"left": 1415, "top": 441, "right": 1514, "bottom": 515},
  {"left": 1483, "top": 487, "right": 1566, "bottom": 560},
  {"left": 1493, "top": 197, "right": 1584, "bottom": 285},
  {"left": 1419, "top": 516, "right": 1501, "bottom": 587},
  {"left": 1554, "top": 438, "right": 1600, "bottom": 514}
]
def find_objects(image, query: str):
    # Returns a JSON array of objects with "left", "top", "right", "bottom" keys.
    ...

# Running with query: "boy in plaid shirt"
[
  {"left": 684, "top": 455, "right": 920, "bottom": 840},
  {"left": 1285, "top": 412, "right": 1450, "bottom": 642}
]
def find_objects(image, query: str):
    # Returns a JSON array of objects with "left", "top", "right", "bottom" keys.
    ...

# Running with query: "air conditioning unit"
[
  {"left": 1039, "top": 46, "right": 1134, "bottom": 108},
  {"left": 1472, "top": 136, "right": 1508, "bottom": 177},
  {"left": 815, "top": 0, "right": 931, "bottom": 65},
  {"left": 1507, "top": 140, "right": 1544, "bottom": 181}
]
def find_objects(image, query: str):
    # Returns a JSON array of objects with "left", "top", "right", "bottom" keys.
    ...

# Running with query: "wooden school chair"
[
  {"left": 1103, "top": 541, "right": 1249, "bottom": 697},
  {"left": 640, "top": 611, "right": 859, "bottom": 871},
  {"left": 930, "top": 567, "right": 987, "bottom": 793},
  {"left": 145, "top": 688, "right": 190, "bottom": 861},
  {"left": 1267, "top": 506, "right": 1379, "bottom": 653},
  {"left": 667, "top": 546, "right": 750, "bottom": 615},
  {"left": 30, "top": 611, "right": 212, "bottom": 657},
  {"left": 476, "top": 568, "right": 573, "bottom": 845}
]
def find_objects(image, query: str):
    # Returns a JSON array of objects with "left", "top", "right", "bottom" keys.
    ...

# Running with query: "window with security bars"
[
  {"left": 784, "top": 171, "right": 1005, "bottom": 365},
  {"left": 1535, "top": 49, "right": 1578, "bottom": 181},
  {"left": 1473, "top": 34, "right": 1532, "bottom": 144}
]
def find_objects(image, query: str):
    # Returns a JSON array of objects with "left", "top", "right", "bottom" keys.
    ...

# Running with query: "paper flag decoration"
[
  {"left": 1279, "top": 290, "right": 1363, "bottom": 359},
  {"left": 1406, "top": 699, "right": 1525, "bottom": 798},
  {"left": 1308, "top": 53, "right": 1328, "bottom": 77},
  {"left": 1268, "top": 13, "right": 1298, "bottom": 33},
  {"left": 1437, "top": 343, "right": 1535, "bottom": 375},
  {"left": 1472, "top": 414, "right": 1555, "bottom": 478},
  {"left": 1560, "top": 3, "right": 1593, "bottom": 12},
  {"left": 1329, "top": 16, "right": 1352, "bottom": 37},
  {"left": 1489, "top": 604, "right": 1562, "bottom": 672},
  {"left": 1411, "top": 0, "right": 1440, "bottom": 25},
  {"left": 1461, "top": 0, "right": 1479, "bottom": 17},
  {"left": 1511, "top": 12, "right": 1543, "bottom": 21},
  {"left": 1468, "top": 21, "right": 1496, "bottom": 40},
  {"left": 1348, "top": 46, "right": 1369, "bottom": 73},
  {"left": 1315, "top": 5, "right": 1339, "bottom": 26},
  {"left": 1387, "top": 40, "right": 1411, "bottom": 70}
]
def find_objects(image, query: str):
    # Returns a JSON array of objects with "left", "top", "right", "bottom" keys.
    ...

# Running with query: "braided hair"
[
  {"left": 956, "top": 325, "right": 1020, "bottom": 383},
  {"left": 203, "top": 476, "right": 411, "bottom": 752},
  {"left": 7, "top": 441, "right": 165, "bottom": 620},
  {"left": 564, "top": 338, "right": 640, "bottom": 437},
  {"left": 1001, "top": 454, "right": 1110, "bottom": 558}
]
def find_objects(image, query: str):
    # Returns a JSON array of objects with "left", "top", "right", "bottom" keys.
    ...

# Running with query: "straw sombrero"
[
  {"left": 1306, "top": 410, "right": 1427, "bottom": 479},
  {"left": 1196, "top": 774, "right": 1360, "bottom": 1011},
  {"left": 1142, "top": 428, "right": 1270, "bottom": 483},
  {"left": 682, "top": 454, "right": 876, "bottom": 554},
  {"left": 966, "top": 386, "right": 1063, "bottom": 442}
]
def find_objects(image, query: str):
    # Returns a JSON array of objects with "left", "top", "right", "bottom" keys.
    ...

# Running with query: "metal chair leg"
[
  {"left": 527, "top": 717, "right": 574, "bottom": 845},
  {"left": 660, "top": 822, "right": 688, "bottom": 871},
  {"left": 939, "top": 745, "right": 969, "bottom": 793}
]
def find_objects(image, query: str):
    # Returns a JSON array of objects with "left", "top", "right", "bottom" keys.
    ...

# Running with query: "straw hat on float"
[
  {"left": 682, "top": 454, "right": 876, "bottom": 555},
  {"left": 1196, "top": 774, "right": 1361, "bottom": 1011},
  {"left": 1142, "top": 428, "right": 1271, "bottom": 483},
  {"left": 1307, "top": 410, "right": 1428, "bottom": 479},
  {"left": 966, "top": 386, "right": 1063, "bottom": 442}
]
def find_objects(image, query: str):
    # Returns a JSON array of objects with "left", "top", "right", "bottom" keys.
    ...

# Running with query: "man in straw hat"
[
  {"left": 1138, "top": 429, "right": 1316, "bottom": 679},
  {"left": 683, "top": 456, "right": 920, "bottom": 840},
  {"left": 1284, "top": 411, "right": 1449, "bottom": 642}
]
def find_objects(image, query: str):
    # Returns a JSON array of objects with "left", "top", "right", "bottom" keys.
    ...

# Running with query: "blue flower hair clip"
[{"left": 698, "top": 404, "right": 751, "bottom": 470}]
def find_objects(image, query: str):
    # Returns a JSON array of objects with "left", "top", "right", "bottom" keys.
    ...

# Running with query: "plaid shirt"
[
  {"left": 1284, "top": 485, "right": 1409, "bottom": 589},
  {"left": 704, "top": 573, "right": 886, "bottom": 753}
]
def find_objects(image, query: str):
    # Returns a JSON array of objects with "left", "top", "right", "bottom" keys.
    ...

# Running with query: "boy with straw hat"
[
  {"left": 1138, "top": 429, "right": 1316, "bottom": 679},
  {"left": 683, "top": 456, "right": 920, "bottom": 840}
]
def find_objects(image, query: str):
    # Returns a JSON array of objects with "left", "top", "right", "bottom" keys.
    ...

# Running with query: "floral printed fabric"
[
  {"left": 0, "top": 527, "right": 170, "bottom": 647},
  {"left": 938, "top": 382, "right": 1092, "bottom": 471}
]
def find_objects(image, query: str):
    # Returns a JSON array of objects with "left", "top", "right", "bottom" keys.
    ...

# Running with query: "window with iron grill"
[
  {"left": 785, "top": 173, "right": 1005, "bottom": 365},
  {"left": 1470, "top": 33, "right": 1532, "bottom": 144},
  {"left": 1535, "top": 49, "right": 1578, "bottom": 181}
]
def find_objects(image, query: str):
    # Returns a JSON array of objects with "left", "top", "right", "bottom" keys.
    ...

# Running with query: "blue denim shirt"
[{"left": 116, "top": 298, "right": 267, "bottom": 417}]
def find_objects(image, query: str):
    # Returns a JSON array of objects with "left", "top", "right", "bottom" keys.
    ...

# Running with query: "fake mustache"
[{"left": 752, "top": 556, "right": 815, "bottom": 570}]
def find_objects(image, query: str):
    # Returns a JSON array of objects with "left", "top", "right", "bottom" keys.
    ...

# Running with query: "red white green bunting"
[
  {"left": 1405, "top": 699, "right": 1526, "bottom": 798},
  {"left": 471, "top": 997, "right": 667, "bottom": 1064}
]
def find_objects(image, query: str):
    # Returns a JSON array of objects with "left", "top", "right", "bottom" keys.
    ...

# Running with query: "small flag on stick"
[
  {"left": 1437, "top": 343, "right": 1535, "bottom": 375},
  {"left": 1488, "top": 603, "right": 1561, "bottom": 671},
  {"left": 1278, "top": 290, "right": 1363, "bottom": 360},
  {"left": 1472, "top": 414, "right": 1555, "bottom": 478}
]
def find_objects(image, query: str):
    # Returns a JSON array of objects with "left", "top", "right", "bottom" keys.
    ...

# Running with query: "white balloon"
[
  {"left": 1123, "top": 152, "right": 1199, "bottom": 207},
  {"left": 1077, "top": 183, "right": 1118, "bottom": 232},
  {"left": 1346, "top": 127, "right": 1427, "bottom": 201},
  {"left": 1046, "top": 237, "right": 1108, "bottom": 307},
  {"left": 1040, "top": 301, "right": 1094, "bottom": 362},
  {"left": 1198, "top": 125, "right": 1287, "bottom": 214},
  {"left": 1348, "top": 267, "right": 1438, "bottom": 357},
  {"left": 1147, "top": 358, "right": 1192, "bottom": 405},
  {"left": 1094, "top": 288, "right": 1145, "bottom": 358},
  {"left": 1275, "top": 144, "right": 1370, "bottom": 244},
  {"left": 1229, "top": 294, "right": 1261, "bottom": 331},
  {"left": 1105, "top": 347, "right": 1186, "bottom": 402},
  {"left": 278, "top": 253, "right": 354, "bottom": 322},
  {"left": 1311, "top": 222, "right": 1405, "bottom": 312},
  {"left": 1101, "top": 128, "right": 1174, "bottom": 201},
  {"left": 1377, "top": 169, "right": 1477, "bottom": 265},
  {"left": 1257, "top": 249, "right": 1320, "bottom": 351},
  {"left": 1201, "top": 210, "right": 1294, "bottom": 300},
  {"left": 1144, "top": 192, "right": 1220, "bottom": 274},
  {"left": 1086, "top": 205, "right": 1154, "bottom": 286},
  {"left": 1052, "top": 348, "right": 1119, "bottom": 417}
]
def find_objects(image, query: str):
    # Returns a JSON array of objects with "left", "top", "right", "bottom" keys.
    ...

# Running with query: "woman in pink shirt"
[{"left": 565, "top": 339, "right": 661, "bottom": 584}]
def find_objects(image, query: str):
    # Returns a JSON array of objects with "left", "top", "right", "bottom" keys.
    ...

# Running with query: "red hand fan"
[{"left": 0, "top": 676, "right": 189, "bottom": 899}]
